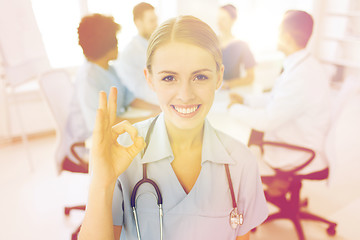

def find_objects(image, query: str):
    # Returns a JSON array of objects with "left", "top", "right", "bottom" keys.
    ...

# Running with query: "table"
[{"left": 207, "top": 88, "right": 252, "bottom": 145}]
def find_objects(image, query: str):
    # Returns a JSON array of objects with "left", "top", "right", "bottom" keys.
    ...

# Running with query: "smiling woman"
[
  {"left": 78, "top": 15, "right": 268, "bottom": 240},
  {"left": 145, "top": 41, "right": 222, "bottom": 131}
]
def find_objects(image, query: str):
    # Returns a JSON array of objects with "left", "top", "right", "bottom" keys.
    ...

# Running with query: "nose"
[{"left": 177, "top": 80, "right": 195, "bottom": 102}]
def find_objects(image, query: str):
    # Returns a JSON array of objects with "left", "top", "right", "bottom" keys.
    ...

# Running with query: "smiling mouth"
[{"left": 171, "top": 105, "right": 200, "bottom": 114}]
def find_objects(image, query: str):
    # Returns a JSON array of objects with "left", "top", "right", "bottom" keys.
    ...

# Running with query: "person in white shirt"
[
  {"left": 115, "top": 2, "right": 159, "bottom": 105},
  {"left": 227, "top": 10, "right": 332, "bottom": 176}
]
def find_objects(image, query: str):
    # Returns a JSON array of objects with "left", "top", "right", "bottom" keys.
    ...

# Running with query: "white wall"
[{"left": 176, "top": 0, "right": 218, "bottom": 30}]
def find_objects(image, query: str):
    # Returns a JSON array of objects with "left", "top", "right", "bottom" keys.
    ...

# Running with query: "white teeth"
[{"left": 174, "top": 105, "right": 199, "bottom": 114}]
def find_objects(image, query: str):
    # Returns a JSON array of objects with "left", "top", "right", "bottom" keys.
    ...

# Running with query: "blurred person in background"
[
  {"left": 217, "top": 4, "right": 256, "bottom": 89},
  {"left": 115, "top": 2, "right": 159, "bottom": 105},
  {"left": 227, "top": 10, "right": 332, "bottom": 191},
  {"left": 65, "top": 13, "right": 160, "bottom": 166}
]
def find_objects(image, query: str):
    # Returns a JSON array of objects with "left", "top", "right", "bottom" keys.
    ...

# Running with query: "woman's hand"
[
  {"left": 90, "top": 87, "right": 146, "bottom": 187},
  {"left": 227, "top": 92, "right": 244, "bottom": 109},
  {"left": 221, "top": 81, "right": 230, "bottom": 90}
]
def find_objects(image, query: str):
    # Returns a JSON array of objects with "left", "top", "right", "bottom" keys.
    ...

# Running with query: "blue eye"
[
  {"left": 194, "top": 74, "right": 208, "bottom": 81},
  {"left": 162, "top": 75, "right": 175, "bottom": 82}
]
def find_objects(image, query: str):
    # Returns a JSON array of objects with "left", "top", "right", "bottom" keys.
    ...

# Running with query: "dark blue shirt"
[{"left": 222, "top": 40, "right": 256, "bottom": 80}]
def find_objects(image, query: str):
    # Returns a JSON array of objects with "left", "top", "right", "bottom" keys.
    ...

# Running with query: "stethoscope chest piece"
[{"left": 230, "top": 208, "right": 243, "bottom": 229}]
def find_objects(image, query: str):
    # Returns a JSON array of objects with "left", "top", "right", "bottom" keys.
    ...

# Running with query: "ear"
[
  {"left": 134, "top": 18, "right": 142, "bottom": 31},
  {"left": 216, "top": 64, "right": 224, "bottom": 90},
  {"left": 144, "top": 68, "right": 155, "bottom": 91}
]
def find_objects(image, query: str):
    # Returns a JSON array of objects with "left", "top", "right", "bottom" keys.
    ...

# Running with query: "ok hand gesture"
[{"left": 90, "top": 87, "right": 146, "bottom": 187}]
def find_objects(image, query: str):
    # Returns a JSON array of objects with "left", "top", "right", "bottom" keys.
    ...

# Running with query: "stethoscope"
[{"left": 130, "top": 115, "right": 243, "bottom": 240}]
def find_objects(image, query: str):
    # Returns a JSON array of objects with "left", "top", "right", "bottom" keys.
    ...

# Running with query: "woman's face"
[
  {"left": 145, "top": 41, "right": 223, "bottom": 131},
  {"left": 217, "top": 8, "right": 234, "bottom": 33}
]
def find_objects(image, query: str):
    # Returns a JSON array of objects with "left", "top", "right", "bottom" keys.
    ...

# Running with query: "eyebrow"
[
  {"left": 157, "top": 68, "right": 213, "bottom": 75},
  {"left": 157, "top": 70, "right": 178, "bottom": 75}
]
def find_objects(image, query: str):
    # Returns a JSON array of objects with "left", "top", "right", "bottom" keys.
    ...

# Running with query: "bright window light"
[
  {"left": 31, "top": 0, "right": 83, "bottom": 68},
  {"left": 31, "top": 0, "right": 312, "bottom": 68},
  {"left": 219, "top": 0, "right": 313, "bottom": 59}
]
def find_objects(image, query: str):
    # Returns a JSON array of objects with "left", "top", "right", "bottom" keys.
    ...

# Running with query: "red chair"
[
  {"left": 39, "top": 70, "right": 88, "bottom": 240},
  {"left": 248, "top": 129, "right": 337, "bottom": 240}
]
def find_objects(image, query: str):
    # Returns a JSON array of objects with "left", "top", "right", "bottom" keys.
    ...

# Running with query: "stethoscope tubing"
[
  {"left": 130, "top": 165, "right": 163, "bottom": 208},
  {"left": 129, "top": 115, "right": 242, "bottom": 239},
  {"left": 131, "top": 116, "right": 163, "bottom": 240}
]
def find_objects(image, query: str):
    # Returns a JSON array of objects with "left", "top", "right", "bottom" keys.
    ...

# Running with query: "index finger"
[
  {"left": 108, "top": 87, "right": 118, "bottom": 126},
  {"left": 112, "top": 120, "right": 140, "bottom": 143}
]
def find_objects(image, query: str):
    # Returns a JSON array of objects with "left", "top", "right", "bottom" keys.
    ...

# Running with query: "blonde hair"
[{"left": 146, "top": 15, "right": 222, "bottom": 73}]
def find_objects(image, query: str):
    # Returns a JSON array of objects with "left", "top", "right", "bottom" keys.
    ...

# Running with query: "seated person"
[
  {"left": 65, "top": 14, "right": 160, "bottom": 166},
  {"left": 227, "top": 10, "right": 332, "bottom": 184},
  {"left": 114, "top": 2, "right": 159, "bottom": 105},
  {"left": 217, "top": 4, "right": 256, "bottom": 89}
]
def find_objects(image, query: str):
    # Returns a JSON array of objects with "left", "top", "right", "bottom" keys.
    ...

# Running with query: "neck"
[
  {"left": 221, "top": 27, "right": 233, "bottom": 37},
  {"left": 138, "top": 29, "right": 150, "bottom": 40},
  {"left": 219, "top": 31, "right": 234, "bottom": 46},
  {"left": 284, "top": 47, "right": 304, "bottom": 57},
  {"left": 165, "top": 120, "right": 204, "bottom": 152},
  {"left": 89, "top": 55, "right": 110, "bottom": 70},
  {"left": 283, "top": 40, "right": 305, "bottom": 56}
]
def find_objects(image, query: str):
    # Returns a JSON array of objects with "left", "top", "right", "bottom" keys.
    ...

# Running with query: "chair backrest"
[
  {"left": 38, "top": 69, "right": 74, "bottom": 173},
  {"left": 325, "top": 75, "right": 360, "bottom": 186}
]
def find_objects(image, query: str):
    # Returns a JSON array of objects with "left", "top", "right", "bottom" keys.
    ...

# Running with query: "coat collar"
[
  {"left": 202, "top": 119, "right": 235, "bottom": 165},
  {"left": 139, "top": 113, "right": 235, "bottom": 165},
  {"left": 283, "top": 49, "right": 310, "bottom": 73},
  {"left": 140, "top": 113, "right": 173, "bottom": 164}
]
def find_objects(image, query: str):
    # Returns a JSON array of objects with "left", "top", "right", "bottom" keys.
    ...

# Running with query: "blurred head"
[
  {"left": 78, "top": 14, "right": 121, "bottom": 61},
  {"left": 144, "top": 16, "right": 224, "bottom": 131},
  {"left": 217, "top": 4, "right": 237, "bottom": 34},
  {"left": 133, "top": 2, "right": 158, "bottom": 40},
  {"left": 277, "top": 10, "right": 314, "bottom": 54}
]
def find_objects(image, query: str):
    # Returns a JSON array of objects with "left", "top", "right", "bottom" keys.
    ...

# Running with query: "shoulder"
[
  {"left": 223, "top": 40, "right": 251, "bottom": 56},
  {"left": 230, "top": 40, "right": 249, "bottom": 49},
  {"left": 293, "top": 54, "right": 327, "bottom": 80},
  {"left": 122, "top": 36, "right": 146, "bottom": 54},
  {"left": 76, "top": 62, "right": 104, "bottom": 85}
]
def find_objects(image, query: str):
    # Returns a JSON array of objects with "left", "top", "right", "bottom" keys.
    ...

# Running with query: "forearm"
[
  {"left": 78, "top": 181, "right": 116, "bottom": 240},
  {"left": 130, "top": 98, "right": 160, "bottom": 112},
  {"left": 228, "top": 77, "right": 253, "bottom": 88},
  {"left": 228, "top": 105, "right": 274, "bottom": 132}
]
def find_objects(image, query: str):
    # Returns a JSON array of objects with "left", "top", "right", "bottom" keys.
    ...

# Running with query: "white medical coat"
[{"left": 229, "top": 50, "right": 332, "bottom": 174}]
